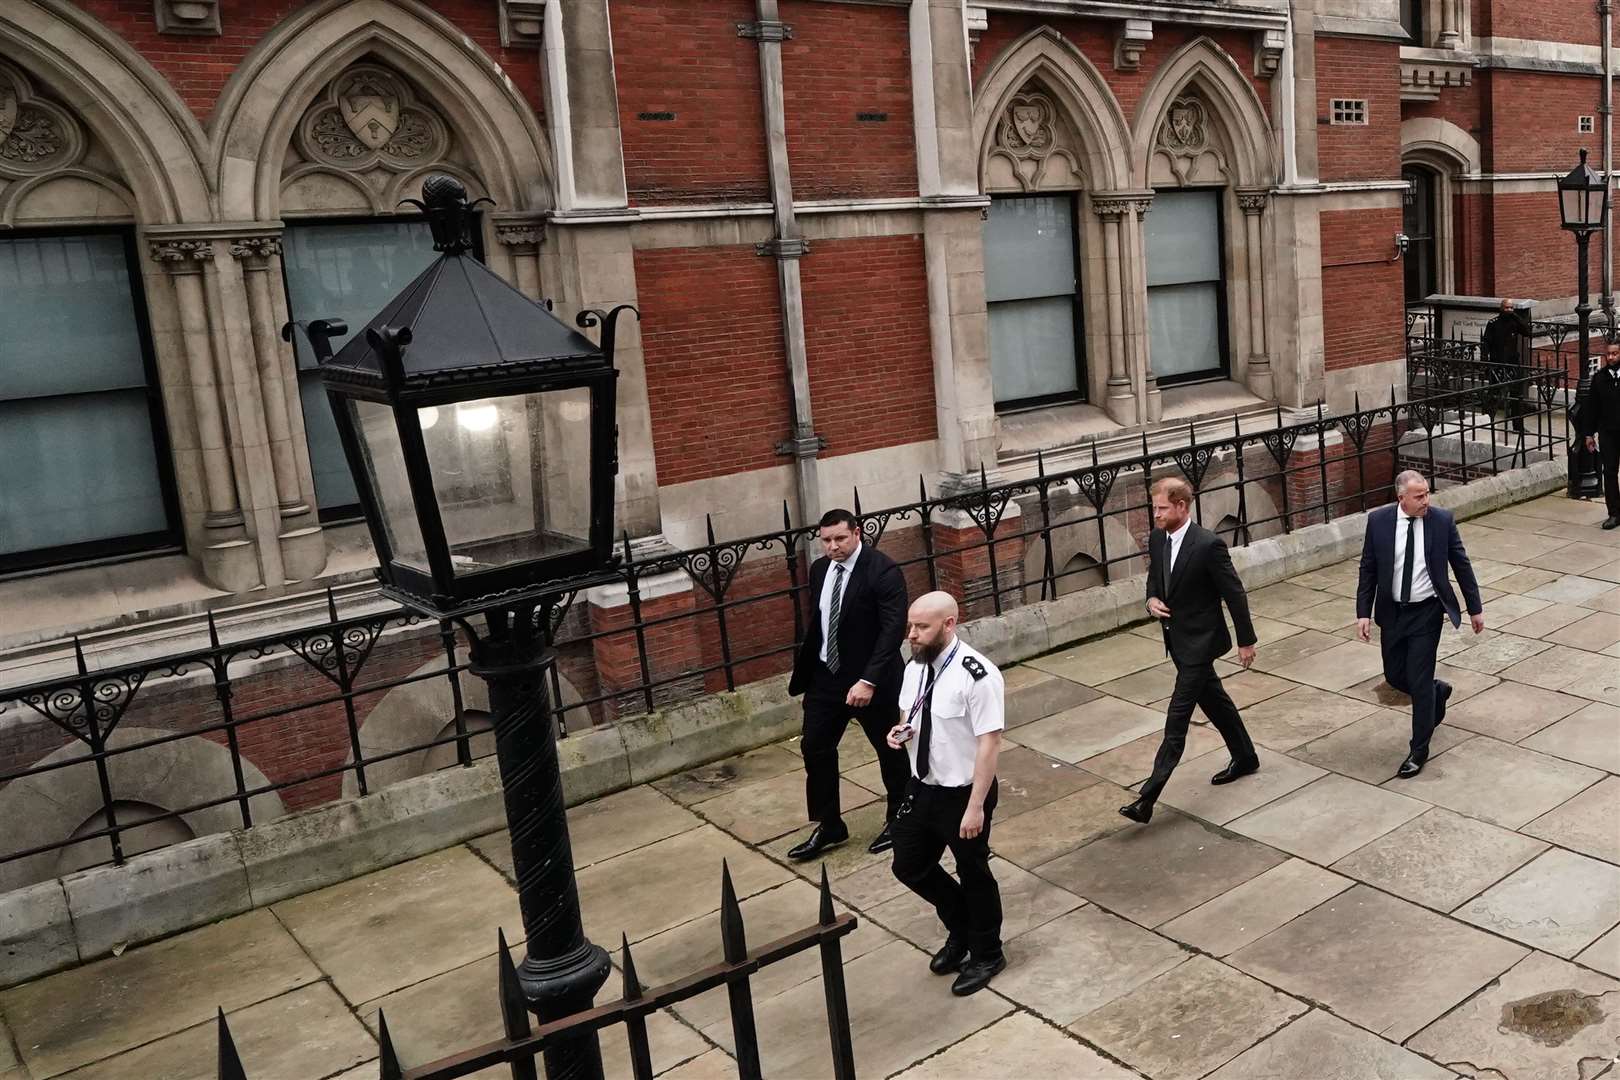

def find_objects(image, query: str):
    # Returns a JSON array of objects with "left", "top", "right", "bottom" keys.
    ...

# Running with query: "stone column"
[
  {"left": 1236, "top": 190, "right": 1275, "bottom": 402},
  {"left": 541, "top": 0, "right": 630, "bottom": 211},
  {"left": 1092, "top": 198, "right": 1136, "bottom": 426},
  {"left": 1128, "top": 195, "right": 1161, "bottom": 423},
  {"left": 1437, "top": 0, "right": 1461, "bottom": 49},
  {"left": 494, "top": 214, "right": 547, "bottom": 300}
]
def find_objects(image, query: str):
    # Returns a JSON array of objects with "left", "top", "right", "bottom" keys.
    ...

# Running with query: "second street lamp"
[{"left": 1559, "top": 147, "right": 1608, "bottom": 499}]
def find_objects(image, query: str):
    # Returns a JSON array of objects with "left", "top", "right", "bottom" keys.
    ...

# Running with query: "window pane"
[
  {"left": 350, "top": 399, "right": 429, "bottom": 572},
  {"left": 283, "top": 221, "right": 440, "bottom": 511},
  {"left": 0, "top": 235, "right": 147, "bottom": 399},
  {"left": 983, "top": 196, "right": 1075, "bottom": 302},
  {"left": 988, "top": 297, "right": 1080, "bottom": 402},
  {"left": 1145, "top": 190, "right": 1222, "bottom": 286},
  {"left": 1147, "top": 282, "right": 1223, "bottom": 379},
  {"left": 0, "top": 391, "right": 168, "bottom": 555}
]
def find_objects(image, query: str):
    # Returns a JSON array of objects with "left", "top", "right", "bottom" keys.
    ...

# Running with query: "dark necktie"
[
  {"left": 915, "top": 662, "right": 937, "bottom": 780},
  {"left": 1400, "top": 517, "right": 1416, "bottom": 603},
  {"left": 825, "top": 564, "right": 846, "bottom": 673},
  {"left": 1164, "top": 533, "right": 1175, "bottom": 598}
]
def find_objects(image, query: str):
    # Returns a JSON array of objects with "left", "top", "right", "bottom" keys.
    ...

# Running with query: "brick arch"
[
  {"left": 1022, "top": 511, "right": 1146, "bottom": 594},
  {"left": 1130, "top": 38, "right": 1275, "bottom": 190},
  {"left": 209, "top": 0, "right": 553, "bottom": 222}
]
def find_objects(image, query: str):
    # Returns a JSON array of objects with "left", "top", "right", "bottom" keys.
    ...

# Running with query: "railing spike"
[
  {"left": 719, "top": 859, "right": 748, "bottom": 964},
  {"left": 853, "top": 486, "right": 863, "bottom": 517},
  {"left": 622, "top": 932, "right": 643, "bottom": 1000},
  {"left": 705, "top": 513, "right": 717, "bottom": 547},
  {"left": 621, "top": 530, "right": 634, "bottom": 564},
  {"left": 326, "top": 585, "right": 339, "bottom": 623},
  {"left": 72, "top": 635, "right": 89, "bottom": 677},
  {"left": 206, "top": 609, "right": 222, "bottom": 650},
  {"left": 217, "top": 1008, "right": 247, "bottom": 1080},
  {"left": 1035, "top": 448, "right": 1046, "bottom": 477},
  {"left": 783, "top": 499, "right": 793, "bottom": 532},
  {"left": 979, "top": 461, "right": 989, "bottom": 491},
  {"left": 1090, "top": 438, "right": 1099, "bottom": 467},
  {"left": 819, "top": 864, "right": 835, "bottom": 926},
  {"left": 377, "top": 1010, "right": 403, "bottom": 1080},
  {"left": 1354, "top": 389, "right": 1362, "bottom": 414},
  {"left": 918, "top": 474, "right": 929, "bottom": 502},
  {"left": 495, "top": 929, "right": 531, "bottom": 1040}
]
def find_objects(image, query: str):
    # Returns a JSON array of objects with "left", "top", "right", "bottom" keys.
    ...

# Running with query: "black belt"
[{"left": 1393, "top": 596, "right": 1441, "bottom": 609}]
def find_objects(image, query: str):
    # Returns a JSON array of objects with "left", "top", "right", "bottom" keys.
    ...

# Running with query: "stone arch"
[
  {"left": 1022, "top": 510, "right": 1146, "bottom": 597},
  {"left": 1401, "top": 117, "right": 1481, "bottom": 175},
  {"left": 0, "top": 728, "right": 285, "bottom": 891},
  {"left": 972, "top": 26, "right": 1133, "bottom": 193},
  {"left": 0, "top": 0, "right": 210, "bottom": 224},
  {"left": 1188, "top": 475, "right": 1283, "bottom": 543},
  {"left": 1131, "top": 38, "right": 1275, "bottom": 190},
  {"left": 210, "top": 0, "right": 554, "bottom": 222}
]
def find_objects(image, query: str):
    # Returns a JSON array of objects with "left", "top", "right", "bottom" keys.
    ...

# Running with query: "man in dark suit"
[
  {"left": 1356, "top": 470, "right": 1486, "bottom": 777},
  {"left": 1580, "top": 342, "right": 1620, "bottom": 529},
  {"left": 1119, "top": 477, "right": 1260, "bottom": 825},
  {"left": 786, "top": 508, "right": 911, "bottom": 860}
]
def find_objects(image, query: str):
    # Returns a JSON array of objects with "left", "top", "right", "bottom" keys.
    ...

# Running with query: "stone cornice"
[{"left": 975, "top": 0, "right": 1286, "bottom": 33}]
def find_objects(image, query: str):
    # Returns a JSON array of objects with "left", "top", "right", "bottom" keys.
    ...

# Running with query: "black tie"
[
  {"left": 826, "top": 564, "right": 845, "bottom": 673},
  {"left": 1400, "top": 517, "right": 1416, "bottom": 603},
  {"left": 1163, "top": 533, "right": 1174, "bottom": 598},
  {"left": 915, "top": 663, "right": 937, "bottom": 781}
]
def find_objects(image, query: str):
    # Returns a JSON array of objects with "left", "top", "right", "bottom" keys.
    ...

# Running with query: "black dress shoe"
[
  {"left": 1435, "top": 680, "right": 1453, "bottom": 725},
  {"left": 787, "top": 822, "right": 849, "bottom": 862},
  {"left": 929, "top": 937, "right": 969, "bottom": 975},
  {"left": 1602, "top": 517, "right": 1620, "bottom": 530},
  {"left": 1118, "top": 799, "right": 1153, "bottom": 824},
  {"left": 1397, "top": 753, "right": 1426, "bottom": 779},
  {"left": 867, "top": 822, "right": 894, "bottom": 855},
  {"left": 950, "top": 952, "right": 1006, "bottom": 996},
  {"left": 1210, "top": 758, "right": 1260, "bottom": 785}
]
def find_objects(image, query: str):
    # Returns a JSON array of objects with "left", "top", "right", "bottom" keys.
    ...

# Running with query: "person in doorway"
[
  {"left": 1119, "top": 477, "right": 1260, "bottom": 825},
  {"left": 1481, "top": 298, "right": 1532, "bottom": 432},
  {"left": 1580, "top": 342, "right": 1620, "bottom": 529},
  {"left": 786, "top": 509, "right": 911, "bottom": 860},
  {"left": 886, "top": 591, "right": 1006, "bottom": 996},
  {"left": 1356, "top": 470, "right": 1486, "bottom": 777}
]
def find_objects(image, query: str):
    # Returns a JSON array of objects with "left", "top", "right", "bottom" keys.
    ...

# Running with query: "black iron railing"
[{"left": 0, "top": 365, "right": 1567, "bottom": 886}]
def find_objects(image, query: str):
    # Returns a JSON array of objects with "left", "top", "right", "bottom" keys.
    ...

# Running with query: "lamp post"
[
  {"left": 310, "top": 174, "right": 636, "bottom": 1080},
  {"left": 1559, "top": 148, "right": 1608, "bottom": 498}
]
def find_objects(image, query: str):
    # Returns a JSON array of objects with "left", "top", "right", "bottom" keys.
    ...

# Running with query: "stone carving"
[
  {"left": 0, "top": 63, "right": 84, "bottom": 176},
  {"left": 0, "top": 82, "right": 16, "bottom": 146},
  {"left": 1161, "top": 96, "right": 1208, "bottom": 155},
  {"left": 149, "top": 238, "right": 214, "bottom": 265},
  {"left": 296, "top": 65, "right": 447, "bottom": 172},
  {"left": 495, "top": 223, "right": 544, "bottom": 248},
  {"left": 1153, "top": 93, "right": 1229, "bottom": 187},
  {"left": 1115, "top": 19, "right": 1152, "bottom": 72},
  {"left": 228, "top": 237, "right": 282, "bottom": 261},
  {"left": 1255, "top": 28, "right": 1286, "bottom": 78},
  {"left": 1237, "top": 191, "right": 1269, "bottom": 215},
  {"left": 988, "top": 90, "right": 1081, "bottom": 192},
  {"left": 154, "top": 0, "right": 222, "bottom": 36}
]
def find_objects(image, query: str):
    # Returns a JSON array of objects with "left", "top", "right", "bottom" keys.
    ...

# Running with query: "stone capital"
[
  {"left": 149, "top": 238, "right": 213, "bottom": 271},
  {"left": 1237, "top": 190, "right": 1270, "bottom": 215},
  {"left": 494, "top": 222, "right": 546, "bottom": 249},
  {"left": 227, "top": 236, "right": 282, "bottom": 263}
]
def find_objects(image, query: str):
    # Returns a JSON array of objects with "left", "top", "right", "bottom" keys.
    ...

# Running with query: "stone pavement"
[{"left": 2, "top": 492, "right": 1618, "bottom": 1080}]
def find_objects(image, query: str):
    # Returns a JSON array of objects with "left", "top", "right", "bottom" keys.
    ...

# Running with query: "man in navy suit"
[{"left": 1356, "top": 471, "right": 1486, "bottom": 777}]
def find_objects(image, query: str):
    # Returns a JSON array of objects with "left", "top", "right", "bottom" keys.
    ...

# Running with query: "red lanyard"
[{"left": 907, "top": 642, "right": 960, "bottom": 726}]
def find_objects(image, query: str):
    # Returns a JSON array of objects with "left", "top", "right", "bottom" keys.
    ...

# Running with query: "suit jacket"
[
  {"left": 788, "top": 545, "right": 907, "bottom": 699},
  {"left": 1146, "top": 523, "right": 1257, "bottom": 667},
  {"left": 1355, "top": 504, "right": 1483, "bottom": 630},
  {"left": 1578, "top": 362, "right": 1620, "bottom": 436}
]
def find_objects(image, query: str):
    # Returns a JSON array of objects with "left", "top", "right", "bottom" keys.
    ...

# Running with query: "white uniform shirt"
[
  {"left": 817, "top": 543, "right": 862, "bottom": 667},
  {"left": 1391, "top": 509, "right": 1436, "bottom": 603},
  {"left": 896, "top": 638, "right": 1005, "bottom": 788}
]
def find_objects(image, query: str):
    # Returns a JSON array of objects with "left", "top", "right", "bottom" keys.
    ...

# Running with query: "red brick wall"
[
  {"left": 1489, "top": 0, "right": 1601, "bottom": 45},
  {"left": 71, "top": 0, "right": 543, "bottom": 122},
  {"left": 1490, "top": 192, "right": 1602, "bottom": 299},
  {"left": 1316, "top": 37, "right": 1402, "bottom": 183},
  {"left": 612, "top": 0, "right": 770, "bottom": 204},
  {"left": 1320, "top": 208, "right": 1407, "bottom": 371},
  {"left": 780, "top": 2, "right": 917, "bottom": 200},
  {"left": 1486, "top": 72, "right": 1602, "bottom": 173},
  {"left": 801, "top": 235, "right": 936, "bottom": 457},
  {"left": 636, "top": 245, "right": 790, "bottom": 485}
]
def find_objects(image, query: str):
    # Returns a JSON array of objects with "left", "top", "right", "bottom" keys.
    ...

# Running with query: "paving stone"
[
  {"left": 1271, "top": 596, "right": 1359, "bottom": 632},
  {"left": 1340, "top": 660, "right": 1499, "bottom": 714},
  {"left": 828, "top": 853, "right": 914, "bottom": 910},
  {"left": 1462, "top": 528, "right": 1573, "bottom": 564},
  {"left": 988, "top": 906, "right": 1188, "bottom": 1025},
  {"left": 1204, "top": 1008, "right": 1457, "bottom": 1080},
  {"left": 780, "top": 728, "right": 878, "bottom": 773},
  {"left": 981, "top": 745, "right": 1101, "bottom": 821},
  {"left": 988, "top": 779, "right": 1137, "bottom": 868},
  {"left": 1012, "top": 695, "right": 1166, "bottom": 763},
  {"left": 58, "top": 984, "right": 374, "bottom": 1080},
  {"left": 1097, "top": 659, "right": 1238, "bottom": 706},
  {"left": 1267, "top": 640, "right": 1389, "bottom": 692},
  {"left": 761, "top": 800, "right": 891, "bottom": 884},
  {"left": 1237, "top": 686, "right": 1380, "bottom": 751},
  {"left": 1441, "top": 680, "right": 1588, "bottom": 743},
  {"left": 1523, "top": 775, "right": 1620, "bottom": 864},
  {"left": 1481, "top": 592, "right": 1554, "bottom": 624},
  {"left": 690, "top": 771, "right": 875, "bottom": 844},
  {"left": 1037, "top": 811, "right": 1287, "bottom": 927},
  {"left": 651, "top": 744, "right": 803, "bottom": 806},
  {"left": 1385, "top": 736, "right": 1603, "bottom": 828},
  {"left": 577, "top": 825, "right": 792, "bottom": 947},
  {"left": 890, "top": 1011, "right": 1139, "bottom": 1080},
  {"left": 1562, "top": 663, "right": 1620, "bottom": 705},
  {"left": 1520, "top": 701, "right": 1620, "bottom": 772},
  {"left": 1495, "top": 601, "right": 1595, "bottom": 639},
  {"left": 1245, "top": 583, "right": 1332, "bottom": 620},
  {"left": 700, "top": 938, "right": 1010, "bottom": 1079},
  {"left": 272, "top": 847, "right": 523, "bottom": 1006},
  {"left": 1525, "top": 574, "right": 1616, "bottom": 605},
  {"left": 1408, "top": 951, "right": 1620, "bottom": 1080},
  {"left": 1069, "top": 956, "right": 1306, "bottom": 1080},
  {"left": 1003, "top": 666, "right": 1101, "bottom": 727},
  {"left": 1487, "top": 566, "right": 1563, "bottom": 595},
  {"left": 565, "top": 784, "right": 703, "bottom": 868},
  {"left": 0, "top": 1017, "right": 18, "bottom": 1078},
  {"left": 1081, "top": 726, "right": 1227, "bottom": 787},
  {"left": 1331, "top": 806, "right": 1548, "bottom": 912},
  {"left": 1229, "top": 774, "right": 1427, "bottom": 864},
  {"left": 1587, "top": 556, "right": 1620, "bottom": 582},
  {"left": 867, "top": 857, "right": 1081, "bottom": 951},
  {"left": 1439, "top": 632, "right": 1554, "bottom": 674},
  {"left": 1145, "top": 746, "right": 1326, "bottom": 826},
  {"left": 1497, "top": 644, "right": 1617, "bottom": 694},
  {"left": 1160, "top": 859, "right": 1353, "bottom": 957},
  {"left": 1248, "top": 629, "right": 1349, "bottom": 673},
  {"left": 1522, "top": 540, "right": 1617, "bottom": 574},
  {"left": 1025, "top": 633, "right": 1170, "bottom": 687},
  {"left": 1577, "top": 921, "right": 1620, "bottom": 978},
  {"left": 1291, "top": 707, "right": 1473, "bottom": 783},
  {"left": 1455, "top": 848, "right": 1620, "bottom": 957},
  {"left": 1229, "top": 884, "right": 1527, "bottom": 1042},
  {"left": 1545, "top": 610, "right": 1620, "bottom": 651},
  {"left": 1229, "top": 615, "right": 1315, "bottom": 647},
  {"left": 658, "top": 1050, "right": 736, "bottom": 1079},
  {"left": 1580, "top": 584, "right": 1620, "bottom": 613},
  {"left": 0, "top": 910, "right": 318, "bottom": 1079}
]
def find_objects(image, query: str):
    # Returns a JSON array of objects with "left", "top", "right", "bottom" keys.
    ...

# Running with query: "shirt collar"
[
  {"left": 929, "top": 636, "right": 961, "bottom": 674},
  {"left": 1168, "top": 519, "right": 1192, "bottom": 544},
  {"left": 1398, "top": 506, "right": 1423, "bottom": 523},
  {"left": 833, "top": 542, "right": 862, "bottom": 573}
]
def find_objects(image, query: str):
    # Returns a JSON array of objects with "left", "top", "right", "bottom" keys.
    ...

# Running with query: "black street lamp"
[
  {"left": 1559, "top": 148, "right": 1607, "bottom": 498},
  {"left": 312, "top": 173, "right": 636, "bottom": 1080}
]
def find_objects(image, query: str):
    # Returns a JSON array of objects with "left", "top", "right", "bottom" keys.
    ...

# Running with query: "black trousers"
[
  {"left": 801, "top": 665, "right": 909, "bottom": 825},
  {"left": 1381, "top": 597, "right": 1445, "bottom": 758},
  {"left": 1599, "top": 432, "right": 1620, "bottom": 519},
  {"left": 890, "top": 778, "right": 1002, "bottom": 957},
  {"left": 1137, "top": 659, "right": 1257, "bottom": 808}
]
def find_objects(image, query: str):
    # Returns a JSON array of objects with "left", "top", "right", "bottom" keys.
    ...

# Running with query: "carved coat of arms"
[
  {"left": 1162, "top": 97, "right": 1207, "bottom": 154},
  {"left": 998, "top": 94, "right": 1053, "bottom": 159},
  {"left": 338, "top": 72, "right": 401, "bottom": 150}
]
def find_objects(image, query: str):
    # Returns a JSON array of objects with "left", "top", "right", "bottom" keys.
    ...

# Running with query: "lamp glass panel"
[
  {"left": 422, "top": 388, "right": 593, "bottom": 576},
  {"left": 349, "top": 398, "right": 430, "bottom": 572}
]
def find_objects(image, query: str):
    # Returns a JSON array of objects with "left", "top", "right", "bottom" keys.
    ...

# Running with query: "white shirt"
[
  {"left": 818, "top": 543, "right": 862, "bottom": 667},
  {"left": 1166, "top": 518, "right": 1192, "bottom": 579},
  {"left": 1391, "top": 508, "right": 1436, "bottom": 603},
  {"left": 896, "top": 637, "right": 1005, "bottom": 788}
]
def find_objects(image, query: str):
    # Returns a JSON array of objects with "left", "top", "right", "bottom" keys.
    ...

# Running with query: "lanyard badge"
[{"left": 907, "top": 641, "right": 961, "bottom": 726}]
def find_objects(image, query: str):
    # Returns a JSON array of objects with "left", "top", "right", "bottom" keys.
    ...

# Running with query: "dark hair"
[{"left": 818, "top": 508, "right": 859, "bottom": 532}]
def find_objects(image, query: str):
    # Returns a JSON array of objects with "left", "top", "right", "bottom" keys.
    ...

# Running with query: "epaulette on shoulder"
[{"left": 961, "top": 655, "right": 987, "bottom": 680}]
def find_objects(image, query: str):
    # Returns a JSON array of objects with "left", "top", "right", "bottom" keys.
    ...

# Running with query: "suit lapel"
[{"left": 1167, "top": 526, "right": 1196, "bottom": 597}]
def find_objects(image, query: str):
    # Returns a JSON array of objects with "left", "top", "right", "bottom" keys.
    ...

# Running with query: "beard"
[{"left": 913, "top": 637, "right": 945, "bottom": 665}]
